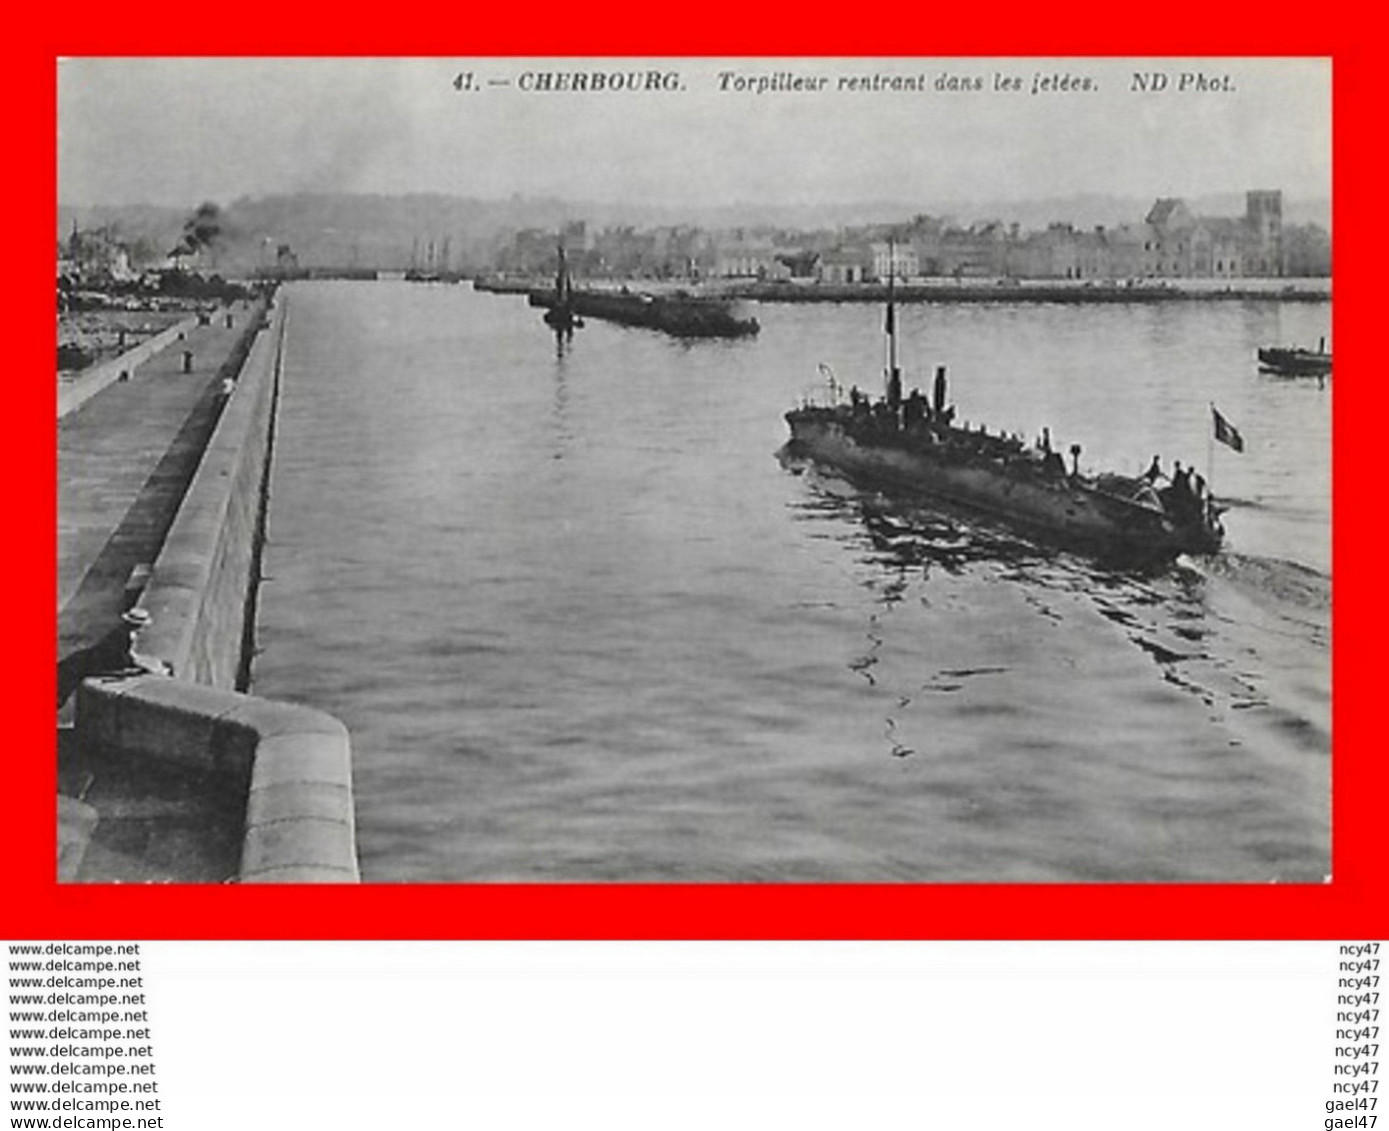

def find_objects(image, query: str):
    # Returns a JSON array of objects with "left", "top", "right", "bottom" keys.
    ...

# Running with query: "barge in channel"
[{"left": 528, "top": 285, "right": 759, "bottom": 338}]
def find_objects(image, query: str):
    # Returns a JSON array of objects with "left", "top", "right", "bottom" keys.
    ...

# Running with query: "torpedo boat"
[{"left": 782, "top": 265, "right": 1225, "bottom": 563}]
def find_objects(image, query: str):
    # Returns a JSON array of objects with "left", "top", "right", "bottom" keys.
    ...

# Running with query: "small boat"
[
  {"left": 1257, "top": 339, "right": 1331, "bottom": 376},
  {"left": 541, "top": 245, "right": 583, "bottom": 334},
  {"left": 782, "top": 257, "right": 1224, "bottom": 564}
]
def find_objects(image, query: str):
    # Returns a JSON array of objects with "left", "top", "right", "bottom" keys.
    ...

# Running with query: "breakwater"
[
  {"left": 69, "top": 290, "right": 360, "bottom": 883},
  {"left": 75, "top": 674, "right": 358, "bottom": 883},
  {"left": 726, "top": 280, "right": 1332, "bottom": 304},
  {"left": 137, "top": 299, "right": 283, "bottom": 688}
]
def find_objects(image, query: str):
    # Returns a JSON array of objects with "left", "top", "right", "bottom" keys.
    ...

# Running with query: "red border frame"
[{"left": 13, "top": 11, "right": 1379, "bottom": 940}]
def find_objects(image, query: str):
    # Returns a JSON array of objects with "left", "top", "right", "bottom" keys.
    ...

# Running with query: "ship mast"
[
  {"left": 885, "top": 238, "right": 896, "bottom": 389},
  {"left": 884, "top": 237, "right": 902, "bottom": 410}
]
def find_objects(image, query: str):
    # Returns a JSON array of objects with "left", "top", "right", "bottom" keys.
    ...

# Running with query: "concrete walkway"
[
  {"left": 57, "top": 302, "right": 262, "bottom": 881},
  {"left": 58, "top": 310, "right": 250, "bottom": 672}
]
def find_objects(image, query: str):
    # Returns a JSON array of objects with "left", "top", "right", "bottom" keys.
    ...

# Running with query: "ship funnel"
[{"left": 933, "top": 366, "right": 948, "bottom": 418}]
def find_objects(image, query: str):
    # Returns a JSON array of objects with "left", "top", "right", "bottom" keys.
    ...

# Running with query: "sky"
[{"left": 57, "top": 57, "right": 1332, "bottom": 208}]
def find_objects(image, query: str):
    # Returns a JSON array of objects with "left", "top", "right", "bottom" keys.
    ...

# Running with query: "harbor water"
[{"left": 252, "top": 281, "right": 1331, "bottom": 882}]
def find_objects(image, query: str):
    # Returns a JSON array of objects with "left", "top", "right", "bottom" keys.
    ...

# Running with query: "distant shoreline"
[
  {"left": 473, "top": 276, "right": 1331, "bottom": 305},
  {"left": 730, "top": 279, "right": 1331, "bottom": 304}
]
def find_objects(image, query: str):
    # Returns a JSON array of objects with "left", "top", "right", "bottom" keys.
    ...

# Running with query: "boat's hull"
[
  {"left": 530, "top": 288, "right": 759, "bottom": 337},
  {"left": 1257, "top": 347, "right": 1331, "bottom": 376},
  {"left": 785, "top": 413, "right": 1220, "bottom": 561},
  {"left": 543, "top": 306, "right": 581, "bottom": 331}
]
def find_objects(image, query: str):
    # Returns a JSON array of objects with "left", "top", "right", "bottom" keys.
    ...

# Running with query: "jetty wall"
[
  {"left": 136, "top": 298, "right": 282, "bottom": 687},
  {"left": 73, "top": 287, "right": 361, "bottom": 882},
  {"left": 76, "top": 674, "right": 358, "bottom": 882}
]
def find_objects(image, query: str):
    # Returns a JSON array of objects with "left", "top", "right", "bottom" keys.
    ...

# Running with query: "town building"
[
  {"left": 713, "top": 234, "right": 779, "bottom": 279},
  {"left": 924, "top": 222, "right": 1011, "bottom": 278},
  {"left": 60, "top": 223, "right": 136, "bottom": 282},
  {"left": 817, "top": 246, "right": 873, "bottom": 284},
  {"left": 1143, "top": 191, "right": 1284, "bottom": 278},
  {"left": 870, "top": 241, "right": 919, "bottom": 281}
]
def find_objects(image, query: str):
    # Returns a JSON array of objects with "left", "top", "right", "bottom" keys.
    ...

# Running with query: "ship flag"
[{"left": 1211, "top": 405, "right": 1245, "bottom": 452}]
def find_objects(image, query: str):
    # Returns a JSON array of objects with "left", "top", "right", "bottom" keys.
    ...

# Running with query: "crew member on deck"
[{"left": 904, "top": 388, "right": 925, "bottom": 430}]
